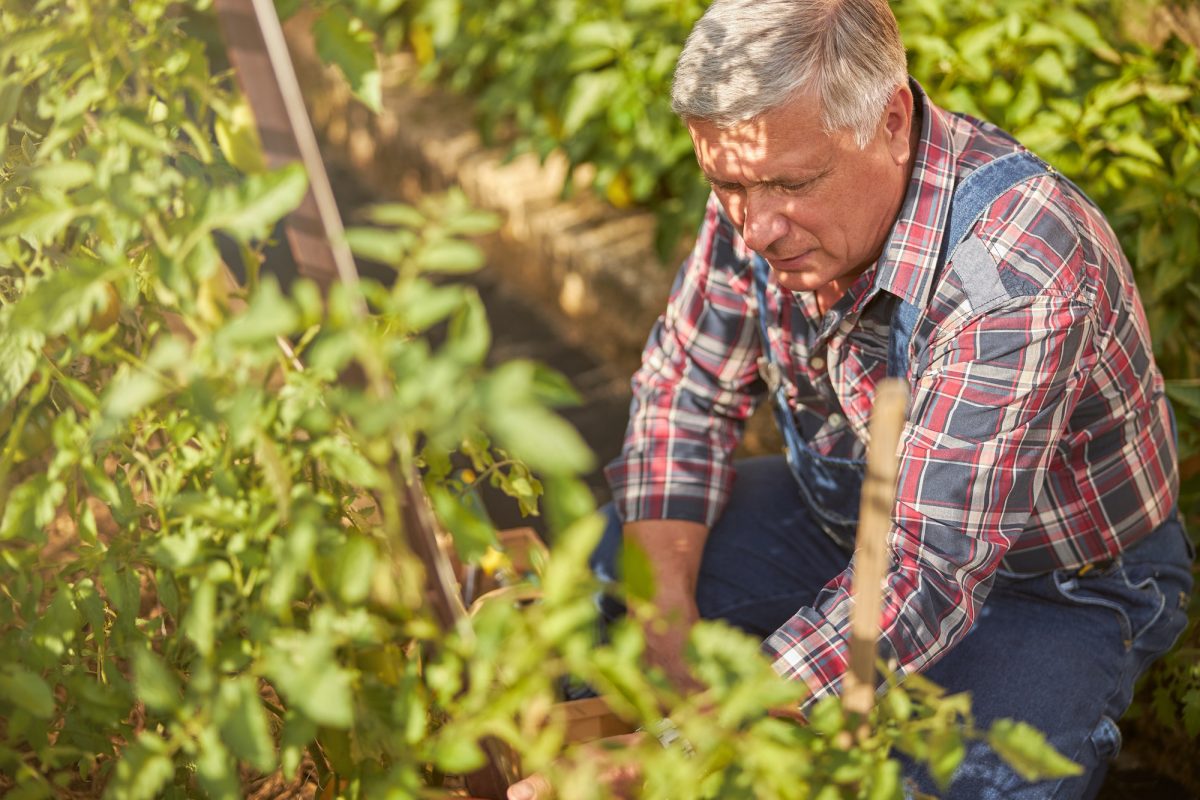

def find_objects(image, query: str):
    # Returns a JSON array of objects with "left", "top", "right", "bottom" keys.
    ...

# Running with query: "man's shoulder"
[{"left": 936, "top": 112, "right": 1114, "bottom": 313}]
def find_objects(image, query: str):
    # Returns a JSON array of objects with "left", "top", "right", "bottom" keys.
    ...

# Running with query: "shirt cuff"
[{"left": 762, "top": 608, "right": 850, "bottom": 710}]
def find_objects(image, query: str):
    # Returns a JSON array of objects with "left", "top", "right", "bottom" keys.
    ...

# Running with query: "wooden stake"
[
  {"left": 842, "top": 378, "right": 908, "bottom": 718},
  {"left": 212, "top": 0, "right": 363, "bottom": 304}
]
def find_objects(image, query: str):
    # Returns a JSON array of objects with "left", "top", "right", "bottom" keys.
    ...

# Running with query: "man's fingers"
[{"left": 507, "top": 773, "right": 553, "bottom": 800}]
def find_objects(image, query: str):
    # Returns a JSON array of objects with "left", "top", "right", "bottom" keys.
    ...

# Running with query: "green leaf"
[
  {"left": 280, "top": 712, "right": 316, "bottom": 778},
  {"left": 444, "top": 209, "right": 501, "bottom": 236},
  {"left": 1, "top": 475, "right": 65, "bottom": 542},
  {"left": 263, "top": 629, "right": 355, "bottom": 728},
  {"left": 100, "top": 369, "right": 164, "bottom": 427},
  {"left": 866, "top": 759, "right": 903, "bottom": 800},
  {"left": 209, "top": 163, "right": 309, "bottom": 241},
  {"left": 395, "top": 279, "right": 467, "bottom": 331},
  {"left": 313, "top": 7, "right": 381, "bottom": 112},
  {"left": 987, "top": 718, "right": 1083, "bottom": 782},
  {"left": 0, "top": 198, "right": 77, "bottom": 244},
  {"left": 430, "top": 730, "right": 485, "bottom": 773},
  {"left": 0, "top": 665, "right": 55, "bottom": 719},
  {"left": 562, "top": 69, "right": 620, "bottom": 135},
  {"left": 927, "top": 729, "right": 966, "bottom": 789},
  {"left": 133, "top": 648, "right": 180, "bottom": 713},
  {"left": 106, "top": 735, "right": 174, "bottom": 800},
  {"left": 217, "top": 677, "right": 277, "bottom": 772},
  {"left": 430, "top": 485, "right": 495, "bottom": 563},
  {"left": 416, "top": 238, "right": 485, "bottom": 273},
  {"left": 1168, "top": 380, "right": 1200, "bottom": 414},
  {"left": 1183, "top": 688, "right": 1200, "bottom": 739},
  {"left": 319, "top": 439, "right": 382, "bottom": 488},
  {"left": 1030, "top": 50, "right": 1070, "bottom": 91},
  {"left": 445, "top": 290, "right": 491, "bottom": 365},
  {"left": 31, "top": 160, "right": 95, "bottom": 192},
  {"left": 184, "top": 580, "right": 217, "bottom": 657},
  {"left": 807, "top": 696, "right": 844, "bottom": 736},
  {"left": 1111, "top": 133, "right": 1164, "bottom": 165},
  {"left": 488, "top": 399, "right": 594, "bottom": 475},
  {"left": 0, "top": 29, "right": 59, "bottom": 63},
  {"left": 217, "top": 277, "right": 298, "bottom": 347},
  {"left": 214, "top": 98, "right": 266, "bottom": 174},
  {"left": 0, "top": 321, "right": 43, "bottom": 409},
  {"left": 620, "top": 537, "right": 656, "bottom": 603},
  {"left": 196, "top": 724, "right": 240, "bottom": 799},
  {"left": 332, "top": 534, "right": 376, "bottom": 605},
  {"left": 112, "top": 115, "right": 172, "bottom": 154},
  {"left": 344, "top": 226, "right": 410, "bottom": 266},
  {"left": 10, "top": 258, "right": 114, "bottom": 336},
  {"left": 483, "top": 362, "right": 594, "bottom": 475},
  {"left": 0, "top": 78, "right": 23, "bottom": 126}
]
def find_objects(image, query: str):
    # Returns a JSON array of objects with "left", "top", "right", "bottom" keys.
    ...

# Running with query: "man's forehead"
[{"left": 688, "top": 110, "right": 833, "bottom": 180}]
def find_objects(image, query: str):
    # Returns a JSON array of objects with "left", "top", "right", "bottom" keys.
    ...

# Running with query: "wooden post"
[
  {"left": 211, "top": 0, "right": 361, "bottom": 298},
  {"left": 841, "top": 378, "right": 908, "bottom": 718}
]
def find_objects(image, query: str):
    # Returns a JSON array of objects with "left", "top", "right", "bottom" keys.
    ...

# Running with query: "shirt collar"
[{"left": 871, "top": 79, "right": 958, "bottom": 309}]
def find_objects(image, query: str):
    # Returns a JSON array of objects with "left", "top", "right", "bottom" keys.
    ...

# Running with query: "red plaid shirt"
[{"left": 604, "top": 83, "right": 1179, "bottom": 704}]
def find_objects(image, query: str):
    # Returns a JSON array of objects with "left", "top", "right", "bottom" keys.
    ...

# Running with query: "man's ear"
[{"left": 882, "top": 84, "right": 915, "bottom": 165}]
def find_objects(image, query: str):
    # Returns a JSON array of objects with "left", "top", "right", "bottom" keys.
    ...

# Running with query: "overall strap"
[
  {"left": 751, "top": 254, "right": 809, "bottom": 463},
  {"left": 751, "top": 254, "right": 789, "bottom": 398},
  {"left": 889, "top": 150, "right": 1052, "bottom": 380}
]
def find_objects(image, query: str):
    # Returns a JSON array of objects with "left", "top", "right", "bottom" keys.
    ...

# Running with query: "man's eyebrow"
[
  {"left": 703, "top": 175, "right": 744, "bottom": 189},
  {"left": 703, "top": 167, "right": 831, "bottom": 190}
]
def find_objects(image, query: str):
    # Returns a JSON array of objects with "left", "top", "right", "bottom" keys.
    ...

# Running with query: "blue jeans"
[{"left": 591, "top": 456, "right": 1195, "bottom": 799}]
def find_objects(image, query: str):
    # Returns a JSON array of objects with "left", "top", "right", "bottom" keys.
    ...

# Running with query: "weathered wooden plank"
[{"left": 211, "top": 0, "right": 359, "bottom": 294}]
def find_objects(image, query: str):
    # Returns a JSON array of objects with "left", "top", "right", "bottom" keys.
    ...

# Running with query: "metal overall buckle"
[{"left": 757, "top": 355, "right": 784, "bottom": 394}]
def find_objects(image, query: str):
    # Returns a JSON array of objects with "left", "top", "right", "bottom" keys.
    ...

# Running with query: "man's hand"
[
  {"left": 623, "top": 519, "right": 708, "bottom": 693},
  {"left": 505, "top": 733, "right": 646, "bottom": 800}
]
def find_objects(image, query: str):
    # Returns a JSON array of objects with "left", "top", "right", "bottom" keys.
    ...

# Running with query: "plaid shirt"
[{"left": 604, "top": 82, "right": 1179, "bottom": 705}]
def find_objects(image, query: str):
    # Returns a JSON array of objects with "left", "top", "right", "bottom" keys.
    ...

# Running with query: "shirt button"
[
  {"left": 810, "top": 355, "right": 826, "bottom": 371},
  {"left": 827, "top": 413, "right": 844, "bottom": 428}
]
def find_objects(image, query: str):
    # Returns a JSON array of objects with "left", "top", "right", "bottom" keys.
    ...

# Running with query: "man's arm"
[
  {"left": 604, "top": 195, "right": 762, "bottom": 530},
  {"left": 767, "top": 286, "right": 1097, "bottom": 707},
  {"left": 625, "top": 519, "right": 708, "bottom": 689},
  {"left": 604, "top": 196, "right": 763, "bottom": 688}
]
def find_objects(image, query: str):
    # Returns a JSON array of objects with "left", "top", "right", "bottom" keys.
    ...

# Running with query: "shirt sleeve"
[
  {"left": 604, "top": 195, "right": 765, "bottom": 527},
  {"left": 763, "top": 286, "right": 1098, "bottom": 708}
]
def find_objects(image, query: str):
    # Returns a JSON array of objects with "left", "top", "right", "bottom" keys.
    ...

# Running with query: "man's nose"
[{"left": 740, "top": 191, "right": 788, "bottom": 253}]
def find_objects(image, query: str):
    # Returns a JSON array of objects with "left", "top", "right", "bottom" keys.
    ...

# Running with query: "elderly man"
[{"left": 514, "top": 0, "right": 1194, "bottom": 797}]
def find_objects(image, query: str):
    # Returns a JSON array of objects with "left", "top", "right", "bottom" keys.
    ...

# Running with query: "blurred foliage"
[
  {"left": 378, "top": 0, "right": 713, "bottom": 257},
  {"left": 0, "top": 0, "right": 1081, "bottom": 797}
]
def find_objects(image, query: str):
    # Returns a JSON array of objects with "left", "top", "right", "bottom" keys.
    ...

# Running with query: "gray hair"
[{"left": 670, "top": 0, "right": 908, "bottom": 148}]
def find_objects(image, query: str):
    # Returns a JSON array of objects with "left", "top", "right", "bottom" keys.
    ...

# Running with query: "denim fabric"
[{"left": 590, "top": 456, "right": 1194, "bottom": 799}]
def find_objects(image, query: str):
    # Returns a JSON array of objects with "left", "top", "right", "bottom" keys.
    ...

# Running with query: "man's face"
[{"left": 687, "top": 87, "right": 915, "bottom": 295}]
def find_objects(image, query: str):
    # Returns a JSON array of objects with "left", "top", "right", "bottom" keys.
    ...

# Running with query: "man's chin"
[{"left": 771, "top": 268, "right": 821, "bottom": 293}]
